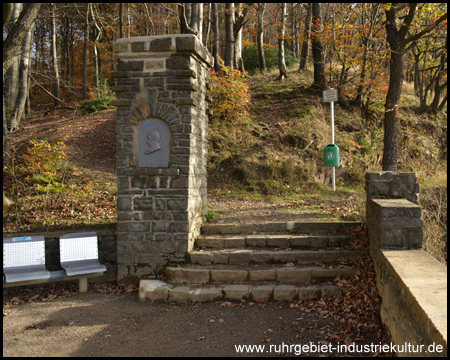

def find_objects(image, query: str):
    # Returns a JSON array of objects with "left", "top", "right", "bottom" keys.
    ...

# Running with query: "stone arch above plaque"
[{"left": 137, "top": 118, "right": 171, "bottom": 168}]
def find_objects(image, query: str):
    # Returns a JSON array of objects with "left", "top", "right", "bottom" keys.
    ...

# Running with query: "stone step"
[
  {"left": 188, "top": 249, "right": 368, "bottom": 265},
  {"left": 201, "top": 221, "right": 362, "bottom": 235},
  {"left": 139, "top": 279, "right": 349, "bottom": 303},
  {"left": 165, "top": 264, "right": 358, "bottom": 285},
  {"left": 195, "top": 233, "right": 355, "bottom": 249}
]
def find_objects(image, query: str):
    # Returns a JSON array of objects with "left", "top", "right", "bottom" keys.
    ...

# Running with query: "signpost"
[{"left": 323, "top": 89, "right": 338, "bottom": 191}]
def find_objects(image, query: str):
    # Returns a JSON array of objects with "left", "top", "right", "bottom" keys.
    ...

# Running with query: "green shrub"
[
  {"left": 18, "top": 139, "right": 71, "bottom": 194},
  {"left": 80, "top": 79, "right": 117, "bottom": 114},
  {"left": 242, "top": 43, "right": 300, "bottom": 74}
]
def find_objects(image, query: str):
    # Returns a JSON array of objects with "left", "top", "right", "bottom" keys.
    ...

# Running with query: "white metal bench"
[
  {"left": 3, "top": 232, "right": 106, "bottom": 293},
  {"left": 59, "top": 232, "right": 106, "bottom": 292},
  {"left": 3, "top": 236, "right": 51, "bottom": 282}
]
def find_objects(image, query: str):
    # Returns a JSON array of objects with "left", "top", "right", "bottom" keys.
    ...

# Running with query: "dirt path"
[{"left": 3, "top": 291, "right": 392, "bottom": 357}]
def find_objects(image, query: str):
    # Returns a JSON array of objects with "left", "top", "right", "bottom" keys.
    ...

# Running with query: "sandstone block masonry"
[
  {"left": 366, "top": 172, "right": 447, "bottom": 356},
  {"left": 113, "top": 35, "right": 213, "bottom": 280},
  {"left": 365, "top": 171, "right": 422, "bottom": 251}
]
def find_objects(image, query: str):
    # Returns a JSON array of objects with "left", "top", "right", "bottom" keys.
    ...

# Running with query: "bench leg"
[{"left": 79, "top": 277, "right": 88, "bottom": 293}]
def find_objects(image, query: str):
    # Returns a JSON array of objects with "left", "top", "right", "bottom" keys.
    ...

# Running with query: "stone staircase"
[{"left": 139, "top": 221, "right": 367, "bottom": 303}]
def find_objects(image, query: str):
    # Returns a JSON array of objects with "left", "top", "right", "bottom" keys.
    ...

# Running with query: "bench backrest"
[
  {"left": 3, "top": 236, "right": 46, "bottom": 269},
  {"left": 3, "top": 236, "right": 51, "bottom": 283},
  {"left": 59, "top": 232, "right": 99, "bottom": 263}
]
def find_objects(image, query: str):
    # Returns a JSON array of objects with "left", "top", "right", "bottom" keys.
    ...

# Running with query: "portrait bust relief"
[
  {"left": 137, "top": 119, "right": 170, "bottom": 168},
  {"left": 145, "top": 130, "right": 161, "bottom": 154}
]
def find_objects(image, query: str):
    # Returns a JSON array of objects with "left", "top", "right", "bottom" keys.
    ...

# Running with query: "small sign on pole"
[
  {"left": 323, "top": 89, "right": 338, "bottom": 103},
  {"left": 323, "top": 89, "right": 338, "bottom": 191}
]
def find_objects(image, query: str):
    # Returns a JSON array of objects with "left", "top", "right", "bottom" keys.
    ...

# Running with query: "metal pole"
[
  {"left": 331, "top": 96, "right": 335, "bottom": 191},
  {"left": 331, "top": 99, "right": 334, "bottom": 144}
]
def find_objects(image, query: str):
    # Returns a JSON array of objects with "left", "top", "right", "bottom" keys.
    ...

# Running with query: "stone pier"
[{"left": 112, "top": 34, "right": 213, "bottom": 280}]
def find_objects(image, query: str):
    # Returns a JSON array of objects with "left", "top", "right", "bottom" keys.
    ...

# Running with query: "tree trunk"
[
  {"left": 126, "top": 3, "right": 130, "bottom": 38},
  {"left": 9, "top": 20, "right": 34, "bottom": 132},
  {"left": 82, "top": 3, "right": 89, "bottom": 101},
  {"left": 277, "top": 3, "right": 288, "bottom": 80},
  {"left": 291, "top": 3, "right": 298, "bottom": 56},
  {"left": 119, "top": 3, "right": 124, "bottom": 38},
  {"left": 185, "top": 3, "right": 192, "bottom": 26},
  {"left": 382, "top": 50, "right": 403, "bottom": 171},
  {"left": 4, "top": 3, "right": 23, "bottom": 112},
  {"left": 93, "top": 27, "right": 99, "bottom": 87},
  {"left": 51, "top": 3, "right": 61, "bottom": 106},
  {"left": 232, "top": 3, "right": 248, "bottom": 72},
  {"left": 212, "top": 3, "right": 221, "bottom": 72},
  {"left": 382, "top": 4, "right": 447, "bottom": 170},
  {"left": 233, "top": 3, "right": 243, "bottom": 71},
  {"left": 179, "top": 3, "right": 197, "bottom": 35},
  {"left": 299, "top": 3, "right": 312, "bottom": 71},
  {"left": 234, "top": 24, "right": 243, "bottom": 71},
  {"left": 311, "top": 3, "right": 325, "bottom": 89},
  {"left": 64, "top": 16, "right": 70, "bottom": 87},
  {"left": 225, "top": 3, "right": 234, "bottom": 68},
  {"left": 204, "top": 3, "right": 211, "bottom": 47},
  {"left": 430, "top": 44, "right": 447, "bottom": 112},
  {"left": 3, "top": 3, "right": 42, "bottom": 81},
  {"left": 92, "top": 7, "right": 102, "bottom": 88},
  {"left": 189, "top": 3, "right": 203, "bottom": 41},
  {"left": 257, "top": 3, "right": 266, "bottom": 73}
]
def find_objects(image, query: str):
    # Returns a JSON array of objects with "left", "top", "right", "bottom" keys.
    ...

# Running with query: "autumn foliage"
[{"left": 209, "top": 64, "right": 251, "bottom": 125}]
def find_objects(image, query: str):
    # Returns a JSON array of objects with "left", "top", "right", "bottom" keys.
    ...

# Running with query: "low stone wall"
[
  {"left": 4, "top": 225, "right": 117, "bottom": 282},
  {"left": 366, "top": 172, "right": 447, "bottom": 357}
]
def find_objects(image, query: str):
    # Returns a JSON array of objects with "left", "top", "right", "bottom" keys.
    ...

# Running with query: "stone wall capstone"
[
  {"left": 113, "top": 34, "right": 213, "bottom": 281},
  {"left": 365, "top": 172, "right": 446, "bottom": 356},
  {"left": 365, "top": 171, "right": 422, "bottom": 251}
]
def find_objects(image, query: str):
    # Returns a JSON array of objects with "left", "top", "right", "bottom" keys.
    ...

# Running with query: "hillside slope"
[{"left": 3, "top": 67, "right": 446, "bottom": 263}]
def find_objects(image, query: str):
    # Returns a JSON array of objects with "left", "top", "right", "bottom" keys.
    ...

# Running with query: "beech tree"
[
  {"left": 311, "top": 3, "right": 326, "bottom": 89},
  {"left": 7, "top": 14, "right": 34, "bottom": 132},
  {"left": 224, "top": 3, "right": 234, "bottom": 67},
  {"left": 256, "top": 3, "right": 267, "bottom": 73},
  {"left": 3, "top": 3, "right": 42, "bottom": 80},
  {"left": 82, "top": 3, "right": 90, "bottom": 101},
  {"left": 211, "top": 3, "right": 221, "bottom": 72},
  {"left": 51, "top": 3, "right": 61, "bottom": 106},
  {"left": 298, "top": 3, "right": 312, "bottom": 71},
  {"left": 3, "top": 3, "right": 42, "bottom": 134},
  {"left": 277, "top": 3, "right": 288, "bottom": 80},
  {"left": 382, "top": 3, "right": 447, "bottom": 171},
  {"left": 233, "top": 3, "right": 248, "bottom": 71}
]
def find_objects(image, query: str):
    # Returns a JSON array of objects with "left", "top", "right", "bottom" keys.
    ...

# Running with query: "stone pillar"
[
  {"left": 365, "top": 172, "right": 423, "bottom": 252},
  {"left": 112, "top": 35, "right": 213, "bottom": 281}
]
